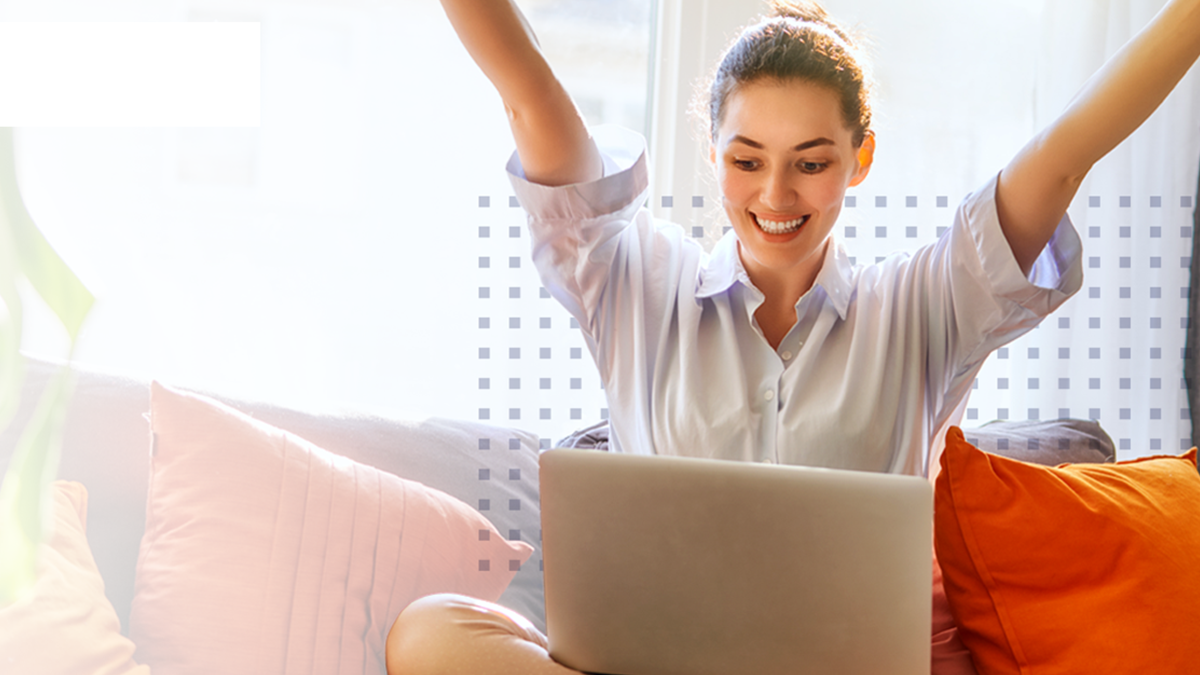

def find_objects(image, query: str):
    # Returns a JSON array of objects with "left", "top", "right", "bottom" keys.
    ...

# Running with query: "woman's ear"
[{"left": 849, "top": 132, "right": 875, "bottom": 187}]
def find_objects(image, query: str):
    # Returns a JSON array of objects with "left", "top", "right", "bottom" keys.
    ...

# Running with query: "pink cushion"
[
  {"left": 0, "top": 481, "right": 149, "bottom": 675},
  {"left": 129, "top": 382, "right": 533, "bottom": 675}
]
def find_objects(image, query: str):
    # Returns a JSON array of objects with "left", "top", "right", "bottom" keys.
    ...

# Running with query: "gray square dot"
[
  {"left": 661, "top": 195, "right": 673, "bottom": 208},
  {"left": 478, "top": 438, "right": 491, "bottom": 450},
  {"left": 1119, "top": 256, "right": 1131, "bottom": 268},
  {"left": 479, "top": 469, "right": 490, "bottom": 480},
  {"left": 510, "top": 317, "right": 520, "bottom": 329},
  {"left": 973, "top": 379, "right": 979, "bottom": 389},
  {"left": 1120, "top": 287, "right": 1131, "bottom": 299},
  {"left": 845, "top": 226, "right": 857, "bottom": 238},
  {"left": 1089, "top": 317, "right": 1100, "bottom": 329},
  {"left": 1184, "top": 287, "right": 1191, "bottom": 299},
  {"left": 1088, "top": 226, "right": 1100, "bottom": 238},
  {"left": 844, "top": 195, "right": 857, "bottom": 208},
  {"left": 509, "top": 499, "right": 521, "bottom": 511},
  {"left": 906, "top": 196, "right": 918, "bottom": 208},
  {"left": 540, "top": 438, "right": 551, "bottom": 450},
  {"left": 997, "top": 409, "right": 1009, "bottom": 420},
  {"left": 509, "top": 377, "right": 520, "bottom": 390},
  {"left": 1088, "top": 286, "right": 1100, "bottom": 299},
  {"left": 510, "top": 196, "right": 520, "bottom": 208},
  {"left": 479, "top": 409, "right": 490, "bottom": 421},
  {"left": 1150, "top": 286, "right": 1162, "bottom": 299},
  {"left": 479, "top": 317, "right": 490, "bottom": 329},
  {"left": 479, "top": 347, "right": 490, "bottom": 359},
  {"left": 906, "top": 226, "right": 917, "bottom": 238},
  {"left": 479, "top": 378, "right": 490, "bottom": 390},
  {"left": 479, "top": 256, "right": 490, "bottom": 268},
  {"left": 692, "top": 226, "right": 704, "bottom": 238},
  {"left": 1150, "top": 317, "right": 1162, "bottom": 329},
  {"left": 1151, "top": 196, "right": 1162, "bottom": 208},
  {"left": 479, "top": 287, "right": 490, "bottom": 299},
  {"left": 692, "top": 196, "right": 704, "bottom": 207},
  {"left": 570, "top": 408, "right": 582, "bottom": 420},
  {"left": 540, "top": 347, "right": 551, "bottom": 359},
  {"left": 1184, "top": 408, "right": 1191, "bottom": 419},
  {"left": 1027, "top": 409, "right": 1039, "bottom": 421},
  {"left": 509, "top": 287, "right": 521, "bottom": 299},
  {"left": 1150, "top": 226, "right": 1162, "bottom": 237},
  {"left": 479, "top": 226, "right": 490, "bottom": 238},
  {"left": 540, "top": 377, "right": 550, "bottom": 390},
  {"left": 509, "top": 408, "right": 520, "bottom": 420},
  {"left": 540, "top": 408, "right": 551, "bottom": 420},
  {"left": 1185, "top": 257, "right": 1194, "bottom": 268},
  {"left": 479, "top": 196, "right": 490, "bottom": 208},
  {"left": 1120, "top": 378, "right": 1131, "bottom": 390},
  {"left": 1184, "top": 226, "right": 1195, "bottom": 238},
  {"left": 998, "top": 377, "right": 1009, "bottom": 389},
  {"left": 937, "top": 196, "right": 949, "bottom": 208},
  {"left": 509, "top": 529, "right": 521, "bottom": 541},
  {"left": 540, "top": 287, "right": 551, "bottom": 298},
  {"left": 509, "top": 438, "right": 521, "bottom": 450},
  {"left": 509, "top": 347, "right": 520, "bottom": 359},
  {"left": 875, "top": 256, "right": 885, "bottom": 263},
  {"left": 1120, "top": 227, "right": 1131, "bottom": 238},
  {"left": 1088, "top": 195, "right": 1100, "bottom": 207},
  {"left": 1089, "top": 347, "right": 1100, "bottom": 358},
  {"left": 1150, "top": 257, "right": 1162, "bottom": 268},
  {"left": 540, "top": 317, "right": 551, "bottom": 329},
  {"left": 1119, "top": 317, "right": 1131, "bottom": 329},
  {"left": 509, "top": 469, "right": 521, "bottom": 481},
  {"left": 1058, "top": 408, "right": 1070, "bottom": 419},
  {"left": 1119, "top": 439, "right": 1131, "bottom": 450},
  {"left": 1120, "top": 409, "right": 1131, "bottom": 420},
  {"left": 875, "top": 196, "right": 887, "bottom": 208},
  {"left": 1027, "top": 347, "right": 1039, "bottom": 359},
  {"left": 1058, "top": 378, "right": 1070, "bottom": 389},
  {"left": 571, "top": 347, "right": 582, "bottom": 359},
  {"left": 1150, "top": 437, "right": 1162, "bottom": 450},
  {"left": 1151, "top": 347, "right": 1162, "bottom": 359},
  {"left": 478, "top": 499, "right": 490, "bottom": 511},
  {"left": 1089, "top": 408, "right": 1101, "bottom": 420},
  {"left": 997, "top": 347, "right": 1009, "bottom": 359},
  {"left": 1151, "top": 378, "right": 1162, "bottom": 390},
  {"left": 937, "top": 226, "right": 948, "bottom": 237},
  {"left": 1058, "top": 347, "right": 1070, "bottom": 359},
  {"left": 1120, "top": 347, "right": 1131, "bottom": 359},
  {"left": 510, "top": 226, "right": 521, "bottom": 238},
  {"left": 571, "top": 378, "right": 582, "bottom": 389},
  {"left": 601, "top": 408, "right": 610, "bottom": 419},
  {"left": 1089, "top": 378, "right": 1100, "bottom": 389},
  {"left": 967, "top": 408, "right": 978, "bottom": 420},
  {"left": 1089, "top": 256, "right": 1100, "bottom": 268},
  {"left": 1058, "top": 317, "right": 1070, "bottom": 329},
  {"left": 1119, "top": 196, "right": 1131, "bottom": 208},
  {"left": 570, "top": 318, "right": 580, "bottom": 329},
  {"left": 1183, "top": 317, "right": 1192, "bottom": 330},
  {"left": 1027, "top": 378, "right": 1039, "bottom": 390},
  {"left": 1183, "top": 196, "right": 1194, "bottom": 208},
  {"left": 510, "top": 256, "right": 521, "bottom": 269}
]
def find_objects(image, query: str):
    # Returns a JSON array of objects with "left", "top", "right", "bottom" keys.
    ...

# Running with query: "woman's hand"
[
  {"left": 996, "top": 0, "right": 1200, "bottom": 275},
  {"left": 438, "top": 0, "right": 601, "bottom": 187}
]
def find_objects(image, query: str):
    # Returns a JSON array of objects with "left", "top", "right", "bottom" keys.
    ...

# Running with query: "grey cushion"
[{"left": 962, "top": 419, "right": 1115, "bottom": 465}]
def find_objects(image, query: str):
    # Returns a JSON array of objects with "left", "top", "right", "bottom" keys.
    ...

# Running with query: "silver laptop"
[{"left": 539, "top": 449, "right": 933, "bottom": 675}]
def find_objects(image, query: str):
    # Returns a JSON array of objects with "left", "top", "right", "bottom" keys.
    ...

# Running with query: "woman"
[{"left": 387, "top": 1, "right": 1200, "bottom": 673}]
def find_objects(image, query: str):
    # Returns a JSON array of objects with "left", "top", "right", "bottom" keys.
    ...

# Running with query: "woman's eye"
[
  {"left": 799, "top": 161, "right": 826, "bottom": 173},
  {"left": 731, "top": 159, "right": 758, "bottom": 171}
]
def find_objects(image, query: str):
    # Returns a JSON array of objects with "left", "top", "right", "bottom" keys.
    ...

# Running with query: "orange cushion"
[{"left": 934, "top": 427, "right": 1200, "bottom": 674}]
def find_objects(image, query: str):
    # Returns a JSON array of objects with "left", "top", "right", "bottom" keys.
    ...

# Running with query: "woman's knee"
[{"left": 386, "top": 593, "right": 546, "bottom": 675}]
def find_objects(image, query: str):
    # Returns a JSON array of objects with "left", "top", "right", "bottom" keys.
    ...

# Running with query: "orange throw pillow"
[{"left": 934, "top": 427, "right": 1200, "bottom": 674}]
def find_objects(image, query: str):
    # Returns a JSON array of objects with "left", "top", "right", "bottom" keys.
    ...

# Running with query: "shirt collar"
[{"left": 696, "top": 231, "right": 854, "bottom": 321}]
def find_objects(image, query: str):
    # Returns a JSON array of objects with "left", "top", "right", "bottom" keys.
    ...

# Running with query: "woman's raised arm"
[
  {"left": 996, "top": 0, "right": 1200, "bottom": 274},
  {"left": 440, "top": 0, "right": 602, "bottom": 186}
]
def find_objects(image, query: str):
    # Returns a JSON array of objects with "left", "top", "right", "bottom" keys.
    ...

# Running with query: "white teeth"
[{"left": 755, "top": 214, "right": 808, "bottom": 234}]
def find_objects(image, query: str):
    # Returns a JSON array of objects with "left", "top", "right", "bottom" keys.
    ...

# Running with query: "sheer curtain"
[{"left": 11, "top": 0, "right": 1198, "bottom": 457}]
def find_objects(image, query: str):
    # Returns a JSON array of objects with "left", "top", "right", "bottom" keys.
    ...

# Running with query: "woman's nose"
[{"left": 760, "top": 170, "right": 796, "bottom": 210}]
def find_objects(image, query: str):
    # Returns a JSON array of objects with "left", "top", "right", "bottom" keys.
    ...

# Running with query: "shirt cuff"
[
  {"left": 506, "top": 124, "right": 650, "bottom": 222},
  {"left": 961, "top": 172, "right": 1083, "bottom": 312}
]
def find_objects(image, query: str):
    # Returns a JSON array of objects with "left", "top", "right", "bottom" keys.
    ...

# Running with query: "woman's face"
[{"left": 713, "top": 78, "right": 873, "bottom": 287}]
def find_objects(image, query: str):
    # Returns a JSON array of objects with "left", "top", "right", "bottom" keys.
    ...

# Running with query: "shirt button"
[
  {"left": 780, "top": 351, "right": 793, "bottom": 361},
  {"left": 764, "top": 390, "right": 775, "bottom": 401}
]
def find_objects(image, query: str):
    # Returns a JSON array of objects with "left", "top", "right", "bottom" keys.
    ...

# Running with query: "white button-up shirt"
[{"left": 509, "top": 126, "right": 1082, "bottom": 476}]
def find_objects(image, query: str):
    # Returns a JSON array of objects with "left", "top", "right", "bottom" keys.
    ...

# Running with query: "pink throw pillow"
[
  {"left": 129, "top": 382, "right": 533, "bottom": 675},
  {"left": 0, "top": 481, "right": 149, "bottom": 675}
]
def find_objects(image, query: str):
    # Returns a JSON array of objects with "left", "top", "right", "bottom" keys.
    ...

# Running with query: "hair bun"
[{"left": 768, "top": 0, "right": 852, "bottom": 44}]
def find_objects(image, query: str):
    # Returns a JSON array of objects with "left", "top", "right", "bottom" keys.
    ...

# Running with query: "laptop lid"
[{"left": 539, "top": 449, "right": 933, "bottom": 675}]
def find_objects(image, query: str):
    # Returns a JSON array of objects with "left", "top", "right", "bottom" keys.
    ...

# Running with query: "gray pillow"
[{"left": 962, "top": 419, "right": 1115, "bottom": 466}]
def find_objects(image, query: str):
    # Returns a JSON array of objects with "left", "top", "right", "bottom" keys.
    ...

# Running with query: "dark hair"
[{"left": 707, "top": 0, "right": 872, "bottom": 147}]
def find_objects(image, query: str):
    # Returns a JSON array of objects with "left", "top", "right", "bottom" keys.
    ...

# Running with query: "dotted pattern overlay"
[{"left": 479, "top": 191, "right": 1194, "bottom": 460}]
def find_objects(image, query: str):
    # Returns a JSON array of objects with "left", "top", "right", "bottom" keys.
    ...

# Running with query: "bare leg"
[{"left": 386, "top": 593, "right": 581, "bottom": 675}]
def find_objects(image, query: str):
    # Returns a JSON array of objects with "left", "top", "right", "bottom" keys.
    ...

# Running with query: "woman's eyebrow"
[{"left": 728, "top": 135, "right": 835, "bottom": 151}]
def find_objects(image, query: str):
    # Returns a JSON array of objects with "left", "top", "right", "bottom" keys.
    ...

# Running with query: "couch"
[{"left": 14, "top": 356, "right": 1196, "bottom": 675}]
